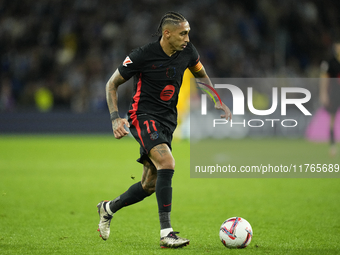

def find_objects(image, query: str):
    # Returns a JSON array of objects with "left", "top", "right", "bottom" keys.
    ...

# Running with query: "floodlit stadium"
[{"left": 1, "top": 1, "right": 339, "bottom": 254}]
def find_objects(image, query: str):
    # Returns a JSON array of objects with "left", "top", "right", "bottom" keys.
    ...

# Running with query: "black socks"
[
  {"left": 156, "top": 169, "right": 174, "bottom": 229},
  {"left": 109, "top": 181, "right": 150, "bottom": 214},
  {"left": 107, "top": 169, "right": 175, "bottom": 231}
]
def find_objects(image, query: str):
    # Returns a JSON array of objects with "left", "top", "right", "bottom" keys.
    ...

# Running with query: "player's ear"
[{"left": 163, "top": 29, "right": 171, "bottom": 39}]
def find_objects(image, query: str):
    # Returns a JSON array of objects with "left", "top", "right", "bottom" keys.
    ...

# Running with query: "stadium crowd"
[{"left": 0, "top": 0, "right": 339, "bottom": 113}]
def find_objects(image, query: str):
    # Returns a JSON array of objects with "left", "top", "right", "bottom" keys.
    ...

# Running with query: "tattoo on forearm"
[
  {"left": 106, "top": 84, "right": 118, "bottom": 113},
  {"left": 106, "top": 71, "right": 125, "bottom": 113}
]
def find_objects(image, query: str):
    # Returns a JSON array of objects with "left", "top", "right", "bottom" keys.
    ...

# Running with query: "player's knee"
[
  {"left": 141, "top": 178, "right": 156, "bottom": 194},
  {"left": 158, "top": 156, "right": 175, "bottom": 170},
  {"left": 143, "top": 185, "right": 156, "bottom": 195}
]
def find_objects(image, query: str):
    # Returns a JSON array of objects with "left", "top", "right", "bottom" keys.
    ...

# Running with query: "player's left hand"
[{"left": 215, "top": 101, "right": 232, "bottom": 120}]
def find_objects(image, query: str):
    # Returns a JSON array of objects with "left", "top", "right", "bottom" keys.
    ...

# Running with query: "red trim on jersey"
[
  {"left": 129, "top": 74, "right": 146, "bottom": 150},
  {"left": 128, "top": 74, "right": 142, "bottom": 120}
]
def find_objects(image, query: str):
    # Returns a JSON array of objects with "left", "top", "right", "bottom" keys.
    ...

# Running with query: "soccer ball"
[{"left": 219, "top": 217, "right": 253, "bottom": 248}]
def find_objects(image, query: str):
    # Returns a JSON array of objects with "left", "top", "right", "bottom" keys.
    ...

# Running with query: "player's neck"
[{"left": 160, "top": 37, "right": 176, "bottom": 57}]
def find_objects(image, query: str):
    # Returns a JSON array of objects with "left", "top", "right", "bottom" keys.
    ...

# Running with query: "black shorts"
[{"left": 129, "top": 114, "right": 173, "bottom": 165}]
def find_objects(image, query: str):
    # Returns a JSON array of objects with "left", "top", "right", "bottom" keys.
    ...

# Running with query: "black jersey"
[{"left": 118, "top": 38, "right": 200, "bottom": 132}]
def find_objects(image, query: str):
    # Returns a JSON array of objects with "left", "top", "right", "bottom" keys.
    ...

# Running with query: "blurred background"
[{"left": 0, "top": 0, "right": 339, "bottom": 134}]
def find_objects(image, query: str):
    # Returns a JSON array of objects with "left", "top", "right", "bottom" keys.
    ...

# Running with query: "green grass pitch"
[{"left": 0, "top": 135, "right": 339, "bottom": 254}]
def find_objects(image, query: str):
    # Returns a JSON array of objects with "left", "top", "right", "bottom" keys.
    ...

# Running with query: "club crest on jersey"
[
  {"left": 123, "top": 56, "right": 133, "bottom": 67},
  {"left": 166, "top": 67, "right": 176, "bottom": 78},
  {"left": 150, "top": 131, "right": 159, "bottom": 140}
]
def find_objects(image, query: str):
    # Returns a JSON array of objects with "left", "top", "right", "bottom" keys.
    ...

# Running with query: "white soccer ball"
[{"left": 219, "top": 217, "right": 253, "bottom": 248}]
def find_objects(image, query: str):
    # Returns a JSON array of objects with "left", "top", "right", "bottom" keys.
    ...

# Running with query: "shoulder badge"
[{"left": 123, "top": 56, "right": 133, "bottom": 67}]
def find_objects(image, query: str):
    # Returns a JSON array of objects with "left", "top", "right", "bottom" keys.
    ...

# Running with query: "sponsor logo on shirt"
[{"left": 160, "top": 85, "right": 175, "bottom": 101}]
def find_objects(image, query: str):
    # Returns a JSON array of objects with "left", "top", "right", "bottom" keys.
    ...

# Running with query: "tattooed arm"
[
  {"left": 189, "top": 64, "right": 232, "bottom": 120},
  {"left": 106, "top": 69, "right": 130, "bottom": 139}
]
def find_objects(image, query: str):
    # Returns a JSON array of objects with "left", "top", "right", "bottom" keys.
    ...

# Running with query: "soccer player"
[
  {"left": 97, "top": 11, "right": 232, "bottom": 248},
  {"left": 320, "top": 40, "right": 340, "bottom": 157}
]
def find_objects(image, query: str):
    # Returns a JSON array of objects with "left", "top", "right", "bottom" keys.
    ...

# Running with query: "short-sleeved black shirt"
[{"left": 118, "top": 38, "right": 200, "bottom": 132}]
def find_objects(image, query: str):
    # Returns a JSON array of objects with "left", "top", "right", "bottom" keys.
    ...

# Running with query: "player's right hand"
[{"left": 112, "top": 118, "right": 130, "bottom": 139}]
